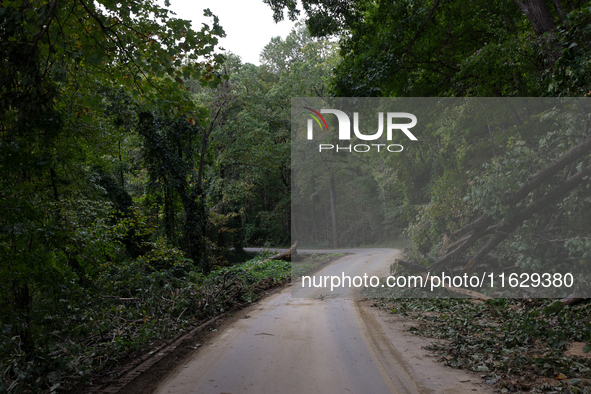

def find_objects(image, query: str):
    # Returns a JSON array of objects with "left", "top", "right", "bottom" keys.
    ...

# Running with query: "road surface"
[{"left": 155, "top": 248, "right": 492, "bottom": 394}]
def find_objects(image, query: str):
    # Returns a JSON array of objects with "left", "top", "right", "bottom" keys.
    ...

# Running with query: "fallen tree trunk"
[
  {"left": 249, "top": 241, "right": 298, "bottom": 270},
  {"left": 445, "top": 222, "right": 506, "bottom": 253},
  {"left": 559, "top": 295, "right": 587, "bottom": 306},
  {"left": 265, "top": 241, "right": 298, "bottom": 262},
  {"left": 100, "top": 296, "right": 141, "bottom": 302},
  {"left": 452, "top": 132, "right": 591, "bottom": 241},
  {"left": 424, "top": 133, "right": 591, "bottom": 274},
  {"left": 443, "top": 286, "right": 492, "bottom": 300},
  {"left": 395, "top": 259, "right": 428, "bottom": 273},
  {"left": 398, "top": 255, "right": 501, "bottom": 273},
  {"left": 407, "top": 272, "right": 492, "bottom": 300},
  {"left": 428, "top": 221, "right": 493, "bottom": 271},
  {"left": 461, "top": 163, "right": 591, "bottom": 274}
]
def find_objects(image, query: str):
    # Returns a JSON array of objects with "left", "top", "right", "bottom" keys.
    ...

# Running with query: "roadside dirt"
[{"left": 357, "top": 299, "right": 494, "bottom": 393}]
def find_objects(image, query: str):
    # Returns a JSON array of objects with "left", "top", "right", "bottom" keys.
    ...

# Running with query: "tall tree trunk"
[
  {"left": 182, "top": 197, "right": 204, "bottom": 267},
  {"left": 164, "top": 186, "right": 174, "bottom": 242},
  {"left": 12, "top": 283, "right": 33, "bottom": 352},
  {"left": 513, "top": 0, "right": 562, "bottom": 63},
  {"left": 312, "top": 176, "right": 319, "bottom": 243},
  {"left": 551, "top": 0, "right": 567, "bottom": 23},
  {"left": 118, "top": 139, "right": 124, "bottom": 188},
  {"left": 329, "top": 172, "right": 339, "bottom": 248},
  {"left": 361, "top": 201, "right": 366, "bottom": 245},
  {"left": 514, "top": 0, "right": 556, "bottom": 36}
]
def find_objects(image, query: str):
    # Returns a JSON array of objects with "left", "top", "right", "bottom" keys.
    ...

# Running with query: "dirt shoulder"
[{"left": 356, "top": 298, "right": 495, "bottom": 394}]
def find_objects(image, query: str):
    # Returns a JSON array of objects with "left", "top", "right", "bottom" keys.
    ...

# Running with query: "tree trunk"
[
  {"left": 329, "top": 172, "right": 339, "bottom": 248},
  {"left": 453, "top": 132, "right": 591, "bottom": 241},
  {"left": 462, "top": 162, "right": 591, "bottom": 274},
  {"left": 551, "top": 0, "right": 567, "bottom": 23},
  {"left": 181, "top": 196, "right": 205, "bottom": 268},
  {"left": 514, "top": 0, "right": 556, "bottom": 36},
  {"left": 164, "top": 186, "right": 175, "bottom": 242},
  {"left": 12, "top": 283, "right": 33, "bottom": 352},
  {"left": 433, "top": 133, "right": 591, "bottom": 273}
]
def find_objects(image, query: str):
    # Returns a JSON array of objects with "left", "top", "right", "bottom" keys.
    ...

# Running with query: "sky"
[{"left": 164, "top": 0, "right": 298, "bottom": 65}]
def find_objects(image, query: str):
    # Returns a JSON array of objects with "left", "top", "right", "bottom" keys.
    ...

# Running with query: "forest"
[{"left": 2, "top": 0, "right": 591, "bottom": 392}]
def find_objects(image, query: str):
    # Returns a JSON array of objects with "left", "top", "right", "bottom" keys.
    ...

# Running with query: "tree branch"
[
  {"left": 461, "top": 162, "right": 591, "bottom": 274},
  {"left": 399, "top": 0, "right": 441, "bottom": 68},
  {"left": 453, "top": 132, "right": 591, "bottom": 241}
]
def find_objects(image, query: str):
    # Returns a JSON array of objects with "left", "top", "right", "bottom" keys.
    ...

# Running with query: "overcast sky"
[{"left": 164, "top": 0, "right": 298, "bottom": 65}]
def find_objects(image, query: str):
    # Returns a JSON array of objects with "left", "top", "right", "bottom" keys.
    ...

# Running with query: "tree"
[
  {"left": 204, "top": 26, "right": 339, "bottom": 248},
  {"left": 265, "top": 0, "right": 591, "bottom": 97},
  {"left": 0, "top": 0, "right": 225, "bottom": 352},
  {"left": 138, "top": 77, "right": 235, "bottom": 268}
]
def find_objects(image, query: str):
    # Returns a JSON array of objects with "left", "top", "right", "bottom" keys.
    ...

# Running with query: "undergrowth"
[{"left": 0, "top": 250, "right": 290, "bottom": 393}]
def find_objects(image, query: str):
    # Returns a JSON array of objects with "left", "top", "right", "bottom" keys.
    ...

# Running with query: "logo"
[
  {"left": 305, "top": 109, "right": 417, "bottom": 153},
  {"left": 304, "top": 108, "right": 329, "bottom": 133}
]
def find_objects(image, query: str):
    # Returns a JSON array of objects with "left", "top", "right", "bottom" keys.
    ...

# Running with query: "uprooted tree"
[
  {"left": 394, "top": 99, "right": 591, "bottom": 296},
  {"left": 402, "top": 131, "right": 591, "bottom": 275}
]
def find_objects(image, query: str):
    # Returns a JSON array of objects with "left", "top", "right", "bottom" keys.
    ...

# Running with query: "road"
[{"left": 155, "top": 248, "right": 492, "bottom": 394}]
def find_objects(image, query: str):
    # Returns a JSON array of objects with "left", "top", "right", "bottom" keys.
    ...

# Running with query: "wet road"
[{"left": 155, "top": 249, "right": 492, "bottom": 394}]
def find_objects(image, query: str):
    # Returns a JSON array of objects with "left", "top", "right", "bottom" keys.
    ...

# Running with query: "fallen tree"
[
  {"left": 249, "top": 241, "right": 298, "bottom": 270},
  {"left": 399, "top": 132, "right": 591, "bottom": 284},
  {"left": 265, "top": 241, "right": 298, "bottom": 262},
  {"left": 396, "top": 255, "right": 501, "bottom": 273},
  {"left": 461, "top": 163, "right": 591, "bottom": 274}
]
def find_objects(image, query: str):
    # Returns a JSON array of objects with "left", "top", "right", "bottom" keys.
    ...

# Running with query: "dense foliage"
[
  {"left": 269, "top": 0, "right": 591, "bottom": 283},
  {"left": 267, "top": 0, "right": 591, "bottom": 97},
  {"left": 0, "top": 250, "right": 290, "bottom": 392},
  {"left": 0, "top": 0, "right": 338, "bottom": 386},
  {"left": 3, "top": 0, "right": 591, "bottom": 391}
]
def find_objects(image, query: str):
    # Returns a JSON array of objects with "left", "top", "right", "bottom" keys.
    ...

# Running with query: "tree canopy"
[
  {"left": 273, "top": 0, "right": 591, "bottom": 296},
  {"left": 266, "top": 0, "right": 591, "bottom": 97},
  {"left": 2, "top": 0, "right": 591, "bottom": 391}
]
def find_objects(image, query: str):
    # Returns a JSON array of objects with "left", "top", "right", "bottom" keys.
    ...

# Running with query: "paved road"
[
  {"left": 155, "top": 249, "right": 492, "bottom": 394},
  {"left": 290, "top": 248, "right": 396, "bottom": 298}
]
